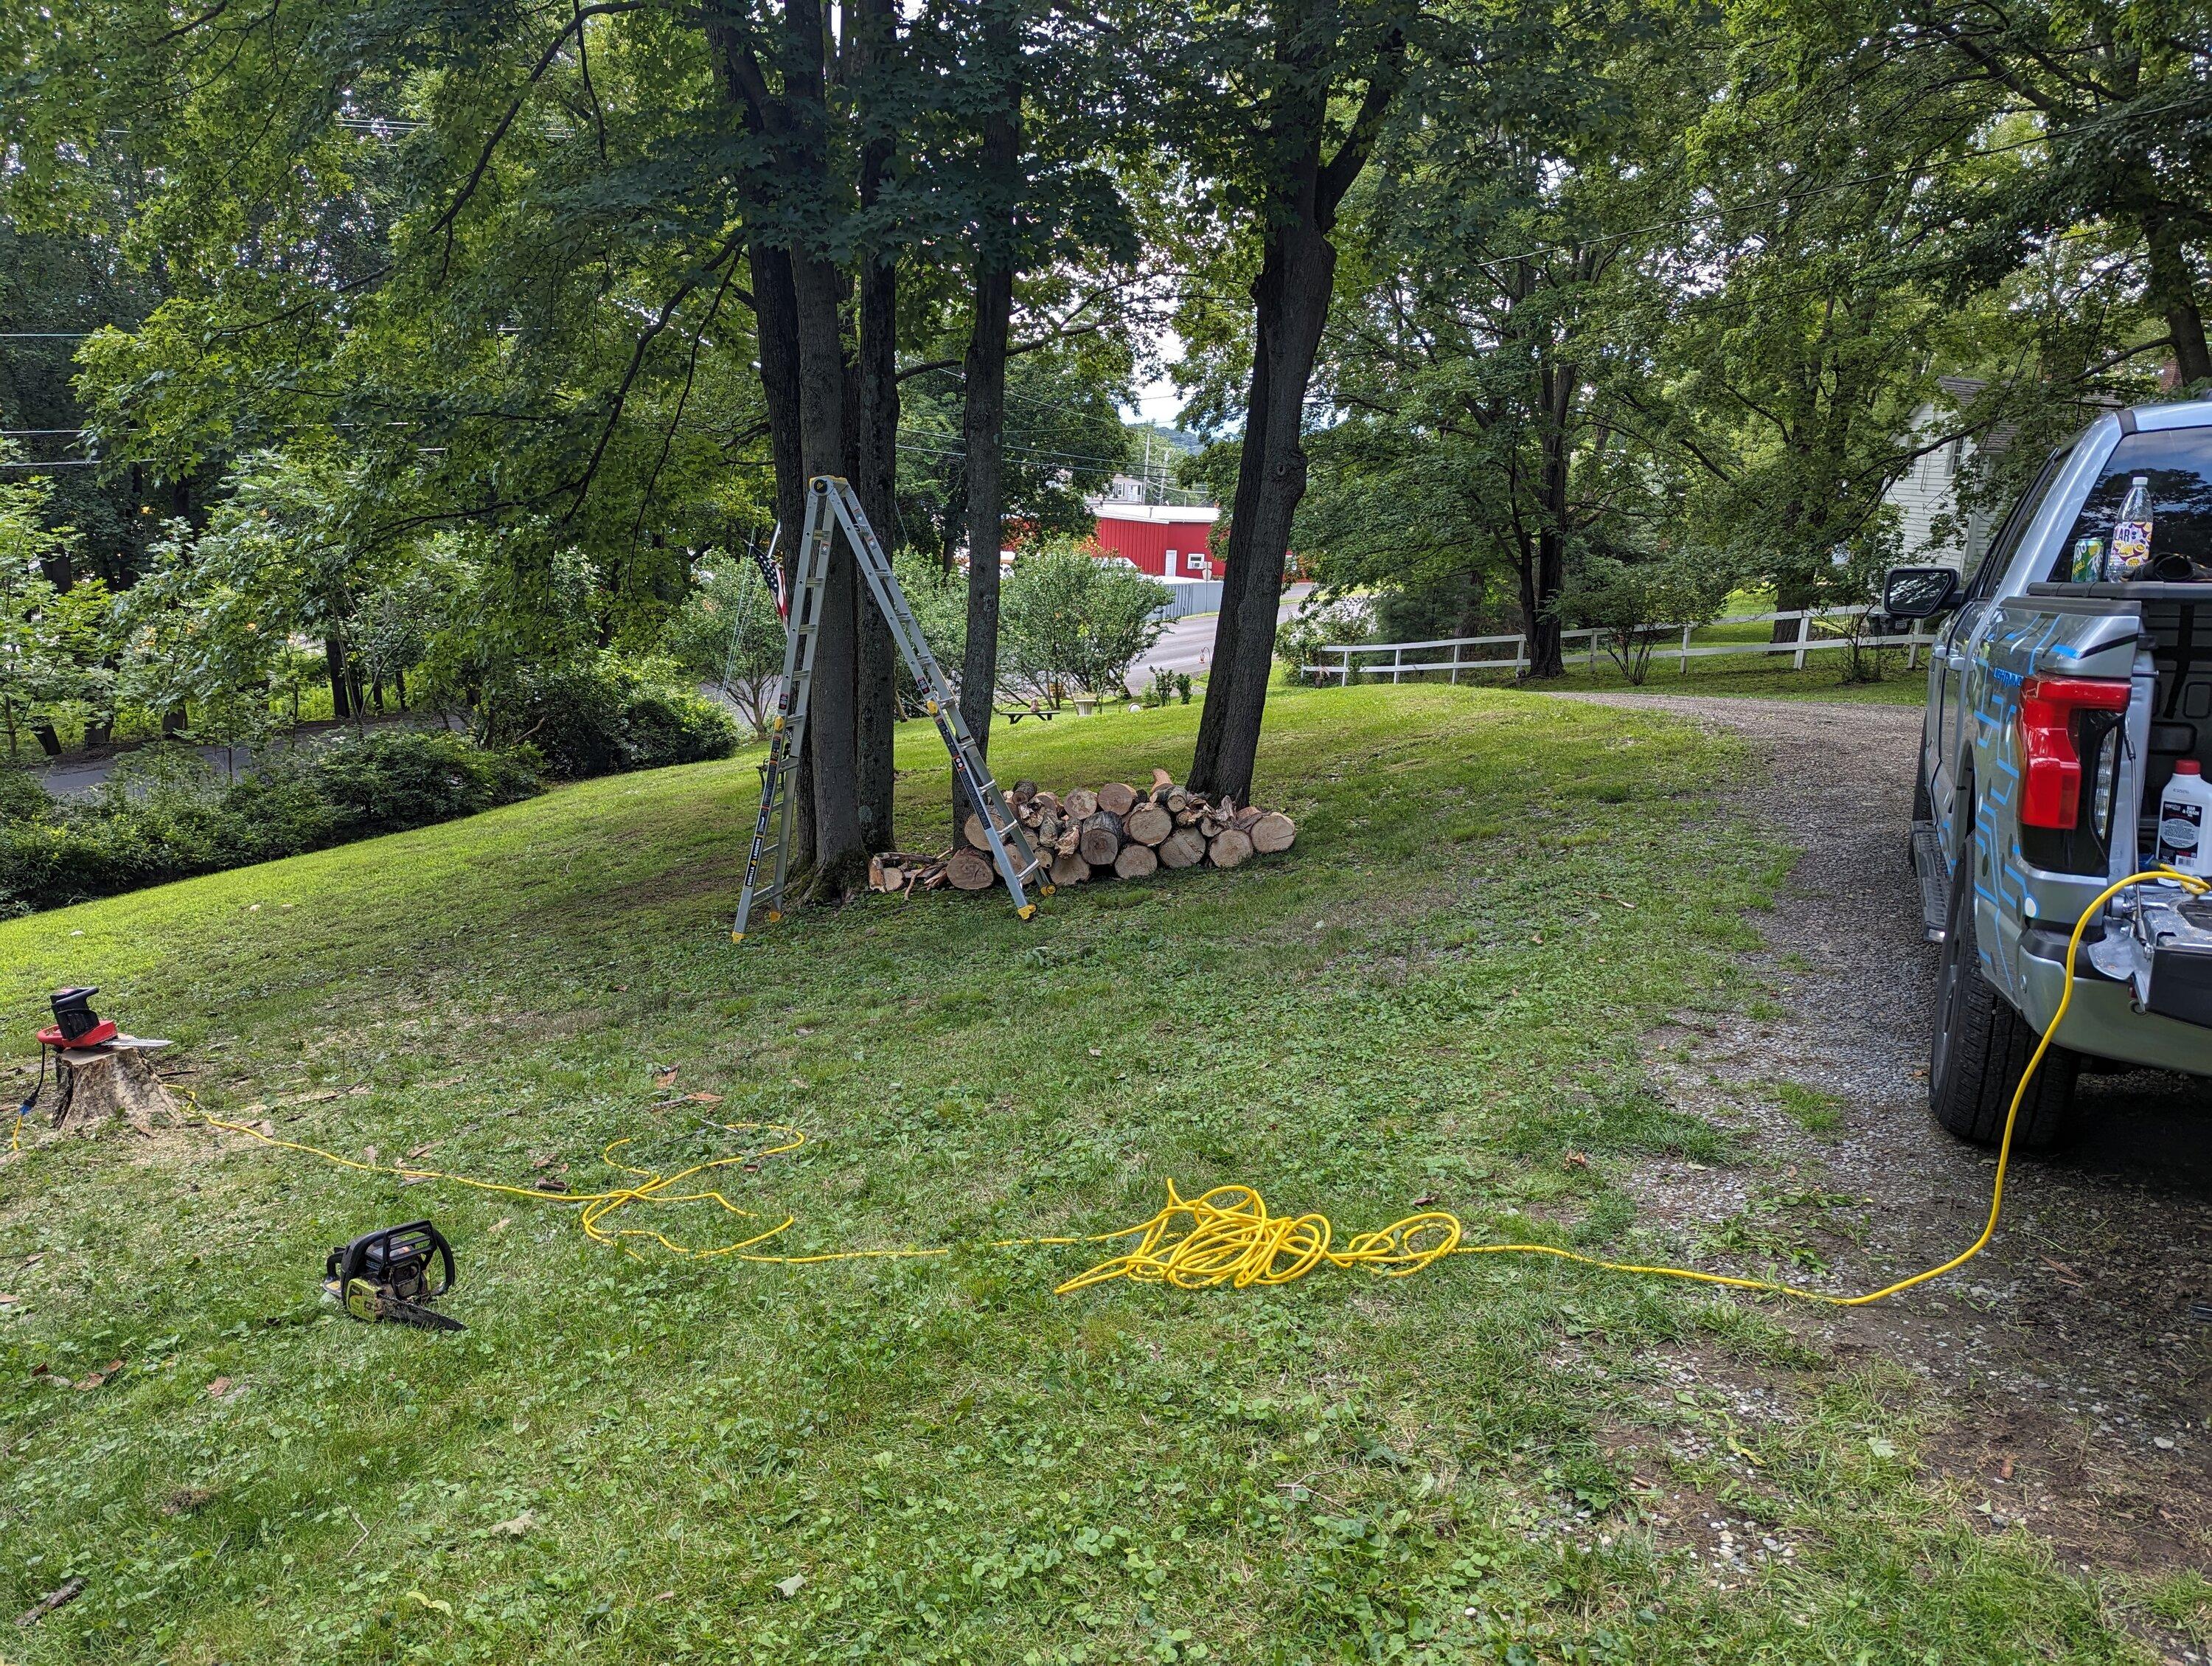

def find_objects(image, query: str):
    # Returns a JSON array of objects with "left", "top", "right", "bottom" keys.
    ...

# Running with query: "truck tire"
[{"left": 1928, "top": 833, "right": 2080, "bottom": 1148}]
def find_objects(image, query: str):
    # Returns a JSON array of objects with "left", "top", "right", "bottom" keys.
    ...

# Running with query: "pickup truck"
[{"left": 1883, "top": 396, "right": 2212, "bottom": 1148}]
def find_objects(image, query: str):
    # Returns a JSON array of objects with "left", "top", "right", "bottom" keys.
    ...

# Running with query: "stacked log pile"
[{"left": 867, "top": 767, "right": 1296, "bottom": 895}]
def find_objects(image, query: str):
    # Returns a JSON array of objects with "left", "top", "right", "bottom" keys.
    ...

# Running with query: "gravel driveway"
[{"left": 1564, "top": 692, "right": 2212, "bottom": 1587}]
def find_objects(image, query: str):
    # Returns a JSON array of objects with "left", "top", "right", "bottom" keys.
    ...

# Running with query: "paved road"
[
  {"left": 1126, "top": 583, "right": 1312, "bottom": 693},
  {"left": 1560, "top": 690, "right": 2212, "bottom": 1587}
]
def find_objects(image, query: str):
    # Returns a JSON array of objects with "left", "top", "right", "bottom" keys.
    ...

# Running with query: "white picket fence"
[{"left": 1304, "top": 605, "right": 1940, "bottom": 684}]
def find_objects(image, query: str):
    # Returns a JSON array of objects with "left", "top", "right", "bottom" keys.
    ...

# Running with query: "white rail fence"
[{"left": 1305, "top": 605, "right": 1940, "bottom": 684}]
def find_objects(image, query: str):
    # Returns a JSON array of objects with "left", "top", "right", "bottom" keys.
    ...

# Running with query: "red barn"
[{"left": 1091, "top": 504, "right": 1222, "bottom": 579}]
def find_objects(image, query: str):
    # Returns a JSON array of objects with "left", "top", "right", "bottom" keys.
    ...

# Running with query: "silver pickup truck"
[{"left": 1883, "top": 397, "right": 2212, "bottom": 1148}]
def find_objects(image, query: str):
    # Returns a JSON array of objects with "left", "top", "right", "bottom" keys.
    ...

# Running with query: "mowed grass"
[{"left": 0, "top": 685, "right": 2143, "bottom": 1664}]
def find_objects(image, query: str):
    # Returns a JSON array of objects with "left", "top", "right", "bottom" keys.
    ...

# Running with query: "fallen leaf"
[
  {"left": 530, "top": 1153, "right": 557, "bottom": 1170},
  {"left": 30, "top": 1362, "right": 49, "bottom": 1375},
  {"left": 654, "top": 1590, "right": 676, "bottom": 1602},
  {"left": 1410, "top": 1193, "right": 1439, "bottom": 1209},
  {"left": 1528, "top": 931, "right": 1543, "bottom": 945},
  {"left": 1088, "top": 1048, "right": 1102, "bottom": 1058},
  {"left": 0, "top": 1293, "right": 18, "bottom": 1305},
  {"left": 773, "top": 1574, "right": 806, "bottom": 1600},
  {"left": 1998, "top": 1457, "right": 2014, "bottom": 1481},
  {"left": 406, "top": 1142, "right": 439, "bottom": 1159},
  {"left": 489, "top": 1510, "right": 536, "bottom": 1537},
  {"left": 686, "top": 1091, "right": 723, "bottom": 1105},
  {"left": 362, "top": 1146, "right": 379, "bottom": 1166},
  {"left": 1565, "top": 1150, "right": 1589, "bottom": 1170},
  {"left": 489, "top": 1217, "right": 510, "bottom": 1234},
  {"left": 654, "top": 1068, "right": 678, "bottom": 1089},
  {"left": 1865, "top": 1437, "right": 1898, "bottom": 1460},
  {"left": 406, "top": 1590, "right": 453, "bottom": 1616},
  {"left": 206, "top": 1376, "right": 232, "bottom": 1398},
  {"left": 347, "top": 1084, "right": 371, "bottom": 1097},
  {"left": 534, "top": 1178, "right": 569, "bottom": 1193},
  {"left": 75, "top": 1360, "right": 122, "bottom": 1391}
]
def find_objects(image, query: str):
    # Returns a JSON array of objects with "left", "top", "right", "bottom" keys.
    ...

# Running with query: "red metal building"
[{"left": 1091, "top": 504, "right": 1221, "bottom": 579}]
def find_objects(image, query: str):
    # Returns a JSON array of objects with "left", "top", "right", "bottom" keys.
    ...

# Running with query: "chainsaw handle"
[{"left": 324, "top": 1221, "right": 456, "bottom": 1296}]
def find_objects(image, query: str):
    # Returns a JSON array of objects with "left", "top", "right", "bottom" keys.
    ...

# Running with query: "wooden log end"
[
  {"left": 1250, "top": 811, "right": 1296, "bottom": 854},
  {"left": 945, "top": 847, "right": 997, "bottom": 891},
  {"left": 1208, "top": 827, "right": 1255, "bottom": 870},
  {"left": 1113, "top": 842, "right": 1160, "bottom": 880}
]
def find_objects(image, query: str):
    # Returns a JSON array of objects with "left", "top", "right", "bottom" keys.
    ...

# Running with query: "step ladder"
[{"left": 732, "top": 476, "right": 1048, "bottom": 941}]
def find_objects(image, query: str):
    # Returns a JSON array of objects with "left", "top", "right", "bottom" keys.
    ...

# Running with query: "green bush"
[
  {"left": 0, "top": 731, "right": 543, "bottom": 915},
  {"left": 491, "top": 656, "right": 738, "bottom": 779},
  {"left": 0, "top": 768, "right": 48, "bottom": 822}
]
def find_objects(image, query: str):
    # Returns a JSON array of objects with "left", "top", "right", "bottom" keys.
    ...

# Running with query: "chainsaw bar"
[{"left": 332, "top": 1276, "right": 467, "bottom": 1330}]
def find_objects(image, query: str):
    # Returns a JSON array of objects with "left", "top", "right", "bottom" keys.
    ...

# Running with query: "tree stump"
[{"left": 51, "top": 1041, "right": 181, "bottom": 1136}]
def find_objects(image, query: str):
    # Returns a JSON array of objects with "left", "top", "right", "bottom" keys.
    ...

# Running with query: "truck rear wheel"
[{"left": 1928, "top": 837, "right": 2080, "bottom": 1148}]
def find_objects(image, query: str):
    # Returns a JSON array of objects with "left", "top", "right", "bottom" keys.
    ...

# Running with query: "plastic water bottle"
[
  {"left": 2157, "top": 759, "right": 2212, "bottom": 875},
  {"left": 2111, "top": 476, "right": 2154, "bottom": 579}
]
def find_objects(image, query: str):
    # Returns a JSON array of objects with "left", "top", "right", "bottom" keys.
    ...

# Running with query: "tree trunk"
[
  {"left": 850, "top": 0, "right": 900, "bottom": 854},
  {"left": 1524, "top": 366, "right": 1571, "bottom": 679},
  {"left": 324, "top": 636, "right": 353, "bottom": 720},
  {"left": 747, "top": 237, "right": 816, "bottom": 873},
  {"left": 2146, "top": 215, "right": 2212, "bottom": 389},
  {"left": 1189, "top": 26, "right": 1399, "bottom": 800},
  {"left": 955, "top": 21, "right": 1022, "bottom": 839}
]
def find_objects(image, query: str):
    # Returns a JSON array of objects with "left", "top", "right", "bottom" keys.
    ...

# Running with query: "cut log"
[
  {"left": 869, "top": 855, "right": 886, "bottom": 891},
  {"left": 1173, "top": 807, "right": 1200, "bottom": 826},
  {"left": 1077, "top": 811, "right": 1124, "bottom": 867},
  {"left": 1034, "top": 809, "right": 1062, "bottom": 848},
  {"left": 1063, "top": 786, "right": 1099, "bottom": 819},
  {"left": 1124, "top": 802, "right": 1172, "bottom": 846},
  {"left": 1208, "top": 827, "right": 1254, "bottom": 869},
  {"left": 1097, "top": 782, "right": 1138, "bottom": 817},
  {"left": 51, "top": 1041, "right": 181, "bottom": 1136},
  {"left": 1011, "top": 780, "right": 1037, "bottom": 805},
  {"left": 1048, "top": 850, "right": 1091, "bottom": 886},
  {"left": 1165, "top": 787, "right": 1188, "bottom": 813},
  {"left": 1033, "top": 790, "right": 1060, "bottom": 813},
  {"left": 963, "top": 813, "right": 995, "bottom": 851},
  {"left": 945, "top": 847, "right": 997, "bottom": 890},
  {"left": 1231, "top": 805, "right": 1264, "bottom": 833},
  {"left": 880, "top": 864, "right": 905, "bottom": 891},
  {"left": 1158, "top": 827, "right": 1207, "bottom": 869},
  {"left": 1150, "top": 767, "right": 1175, "bottom": 795},
  {"left": 1114, "top": 842, "right": 1159, "bottom": 880},
  {"left": 1250, "top": 812, "right": 1296, "bottom": 854}
]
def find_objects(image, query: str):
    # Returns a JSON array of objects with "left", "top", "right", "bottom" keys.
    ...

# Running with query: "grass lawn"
[
  {"left": 1356, "top": 652, "right": 1930, "bottom": 705},
  {"left": 0, "top": 685, "right": 2143, "bottom": 1663}
]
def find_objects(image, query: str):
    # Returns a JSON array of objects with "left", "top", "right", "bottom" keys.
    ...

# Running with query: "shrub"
[
  {"left": 491, "top": 655, "right": 738, "bottom": 778},
  {"left": 998, "top": 541, "right": 1164, "bottom": 704},
  {"left": 0, "top": 730, "right": 544, "bottom": 916},
  {"left": 0, "top": 768, "right": 49, "bottom": 822},
  {"left": 1276, "top": 597, "right": 1373, "bottom": 685}
]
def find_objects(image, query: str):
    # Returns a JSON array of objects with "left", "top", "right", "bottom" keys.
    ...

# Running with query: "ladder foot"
[
  {"left": 1017, "top": 903, "right": 1037, "bottom": 920},
  {"left": 1039, "top": 884, "right": 1057, "bottom": 897},
  {"left": 766, "top": 909, "right": 784, "bottom": 924},
  {"left": 731, "top": 931, "right": 745, "bottom": 943}
]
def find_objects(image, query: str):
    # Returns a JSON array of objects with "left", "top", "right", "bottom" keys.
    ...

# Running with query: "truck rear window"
[{"left": 2053, "top": 426, "right": 2212, "bottom": 577}]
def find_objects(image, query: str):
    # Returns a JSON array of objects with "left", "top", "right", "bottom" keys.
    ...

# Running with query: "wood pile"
[{"left": 866, "top": 766, "right": 1296, "bottom": 895}]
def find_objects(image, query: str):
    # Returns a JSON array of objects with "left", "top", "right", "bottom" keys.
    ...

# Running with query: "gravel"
[{"left": 1559, "top": 690, "right": 2212, "bottom": 1578}]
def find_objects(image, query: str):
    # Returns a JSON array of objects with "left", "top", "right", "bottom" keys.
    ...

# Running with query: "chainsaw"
[{"left": 323, "top": 1221, "right": 465, "bottom": 1331}]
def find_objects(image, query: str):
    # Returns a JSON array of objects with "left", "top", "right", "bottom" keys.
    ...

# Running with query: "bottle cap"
[{"left": 2180, "top": 759, "right": 2202, "bottom": 776}]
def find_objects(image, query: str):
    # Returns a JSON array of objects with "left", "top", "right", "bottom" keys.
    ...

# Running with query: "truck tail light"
[{"left": 2019, "top": 676, "right": 2132, "bottom": 829}]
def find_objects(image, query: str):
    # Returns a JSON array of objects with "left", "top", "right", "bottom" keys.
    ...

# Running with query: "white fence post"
[
  {"left": 1792, "top": 609, "right": 1812, "bottom": 671},
  {"left": 1391, "top": 645, "right": 1403, "bottom": 684},
  {"left": 1516, "top": 634, "right": 1528, "bottom": 673},
  {"left": 1679, "top": 623, "right": 1692, "bottom": 676}
]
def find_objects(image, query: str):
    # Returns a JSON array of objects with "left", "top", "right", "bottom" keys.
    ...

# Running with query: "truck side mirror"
[{"left": 1882, "top": 565, "right": 1963, "bottom": 619}]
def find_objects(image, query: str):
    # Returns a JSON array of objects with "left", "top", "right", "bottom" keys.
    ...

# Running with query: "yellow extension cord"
[{"left": 29, "top": 870, "right": 2199, "bottom": 1306}]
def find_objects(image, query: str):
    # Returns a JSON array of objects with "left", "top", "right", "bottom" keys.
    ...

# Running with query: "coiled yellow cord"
[{"left": 41, "top": 871, "right": 2196, "bottom": 1306}]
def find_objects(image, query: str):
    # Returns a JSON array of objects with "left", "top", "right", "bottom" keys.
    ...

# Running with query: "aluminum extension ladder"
[{"left": 731, "top": 476, "right": 1048, "bottom": 940}]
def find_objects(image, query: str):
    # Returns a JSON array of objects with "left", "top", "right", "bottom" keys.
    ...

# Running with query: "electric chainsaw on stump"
[{"left": 324, "top": 1221, "right": 464, "bottom": 1330}]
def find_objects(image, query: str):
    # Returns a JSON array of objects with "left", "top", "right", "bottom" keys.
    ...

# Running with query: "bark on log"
[
  {"left": 1113, "top": 842, "right": 1159, "bottom": 880},
  {"left": 1230, "top": 806, "right": 1264, "bottom": 833},
  {"left": 1250, "top": 811, "right": 1296, "bottom": 853},
  {"left": 1208, "top": 827, "right": 1254, "bottom": 869},
  {"left": 945, "top": 847, "right": 996, "bottom": 891},
  {"left": 1097, "top": 782, "right": 1138, "bottom": 817},
  {"left": 1165, "top": 787, "right": 1188, "bottom": 813},
  {"left": 1077, "top": 811, "right": 1123, "bottom": 867},
  {"left": 1150, "top": 767, "right": 1175, "bottom": 795},
  {"left": 1124, "top": 803, "right": 1172, "bottom": 846},
  {"left": 1054, "top": 827, "right": 1082, "bottom": 855},
  {"left": 1158, "top": 827, "right": 1207, "bottom": 869},
  {"left": 1062, "top": 787, "right": 1099, "bottom": 819},
  {"left": 1034, "top": 810, "right": 1062, "bottom": 848},
  {"left": 1032, "top": 790, "right": 1060, "bottom": 813},
  {"left": 1011, "top": 780, "right": 1037, "bottom": 805},
  {"left": 52, "top": 1044, "right": 181, "bottom": 1136},
  {"left": 1048, "top": 851, "right": 1091, "bottom": 886}
]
